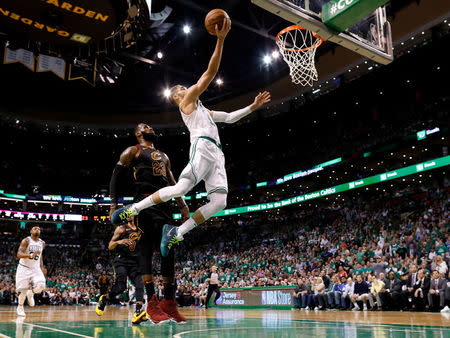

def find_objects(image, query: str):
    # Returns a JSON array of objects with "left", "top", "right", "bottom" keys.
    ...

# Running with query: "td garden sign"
[
  {"left": 38, "top": 0, "right": 110, "bottom": 21},
  {"left": 0, "top": 0, "right": 127, "bottom": 47}
]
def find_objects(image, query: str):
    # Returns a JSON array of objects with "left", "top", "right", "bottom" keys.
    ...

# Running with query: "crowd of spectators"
[{"left": 171, "top": 181, "right": 449, "bottom": 312}]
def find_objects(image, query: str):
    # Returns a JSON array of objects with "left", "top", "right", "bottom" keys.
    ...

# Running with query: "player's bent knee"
[
  {"left": 212, "top": 193, "right": 227, "bottom": 211},
  {"left": 33, "top": 283, "right": 45, "bottom": 294},
  {"left": 160, "top": 178, "right": 194, "bottom": 200}
]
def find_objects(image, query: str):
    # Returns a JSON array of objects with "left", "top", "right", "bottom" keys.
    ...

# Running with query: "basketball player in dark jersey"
[
  {"left": 109, "top": 123, "right": 190, "bottom": 324},
  {"left": 97, "top": 271, "right": 110, "bottom": 297},
  {"left": 95, "top": 219, "right": 146, "bottom": 324}
]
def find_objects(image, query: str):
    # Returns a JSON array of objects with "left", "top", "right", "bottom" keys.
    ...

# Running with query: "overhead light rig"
[{"left": 0, "top": 0, "right": 153, "bottom": 85}]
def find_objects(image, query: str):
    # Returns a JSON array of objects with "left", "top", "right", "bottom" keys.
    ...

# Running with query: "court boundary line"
[
  {"left": 224, "top": 315, "right": 450, "bottom": 329},
  {"left": 11, "top": 321, "right": 94, "bottom": 338},
  {"left": 173, "top": 325, "right": 431, "bottom": 338}
]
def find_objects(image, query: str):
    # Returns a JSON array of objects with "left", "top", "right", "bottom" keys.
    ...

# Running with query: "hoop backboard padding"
[
  {"left": 276, "top": 25, "right": 324, "bottom": 86},
  {"left": 322, "top": 0, "right": 390, "bottom": 33},
  {"left": 251, "top": 0, "right": 393, "bottom": 64}
]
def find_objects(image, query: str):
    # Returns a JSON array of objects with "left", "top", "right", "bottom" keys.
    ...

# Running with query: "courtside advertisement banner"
[{"left": 215, "top": 288, "right": 295, "bottom": 308}]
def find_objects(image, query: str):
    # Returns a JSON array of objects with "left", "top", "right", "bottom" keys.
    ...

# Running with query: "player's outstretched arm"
[
  {"left": 183, "top": 18, "right": 231, "bottom": 106},
  {"left": 211, "top": 91, "right": 271, "bottom": 124},
  {"left": 109, "top": 146, "right": 139, "bottom": 218}
]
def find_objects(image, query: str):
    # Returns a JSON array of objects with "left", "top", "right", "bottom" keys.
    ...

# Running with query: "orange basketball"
[{"left": 205, "top": 9, "right": 230, "bottom": 36}]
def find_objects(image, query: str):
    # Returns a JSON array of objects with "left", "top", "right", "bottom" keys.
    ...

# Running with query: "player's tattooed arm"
[
  {"left": 110, "top": 146, "right": 140, "bottom": 217},
  {"left": 117, "top": 146, "right": 140, "bottom": 167},
  {"left": 163, "top": 153, "right": 190, "bottom": 220},
  {"left": 17, "top": 238, "right": 36, "bottom": 259},
  {"left": 108, "top": 226, "right": 133, "bottom": 250}
]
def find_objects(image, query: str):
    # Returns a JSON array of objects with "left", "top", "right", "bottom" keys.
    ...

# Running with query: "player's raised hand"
[
  {"left": 215, "top": 17, "right": 231, "bottom": 40},
  {"left": 250, "top": 91, "right": 271, "bottom": 110}
]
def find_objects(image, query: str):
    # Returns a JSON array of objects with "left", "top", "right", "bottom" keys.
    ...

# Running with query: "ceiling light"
[
  {"left": 263, "top": 55, "right": 272, "bottom": 65},
  {"left": 157, "top": 52, "right": 163, "bottom": 59},
  {"left": 183, "top": 25, "right": 191, "bottom": 34},
  {"left": 271, "top": 51, "right": 280, "bottom": 59},
  {"left": 216, "top": 78, "right": 223, "bottom": 85},
  {"left": 163, "top": 88, "right": 171, "bottom": 98}
]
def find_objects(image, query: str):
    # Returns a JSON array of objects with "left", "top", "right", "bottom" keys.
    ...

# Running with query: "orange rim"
[{"left": 276, "top": 25, "right": 324, "bottom": 52}]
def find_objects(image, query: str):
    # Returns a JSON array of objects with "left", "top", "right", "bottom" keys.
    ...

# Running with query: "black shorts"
[
  {"left": 113, "top": 258, "right": 140, "bottom": 275},
  {"left": 113, "top": 258, "right": 141, "bottom": 285},
  {"left": 134, "top": 200, "right": 175, "bottom": 277},
  {"left": 99, "top": 286, "right": 109, "bottom": 295}
]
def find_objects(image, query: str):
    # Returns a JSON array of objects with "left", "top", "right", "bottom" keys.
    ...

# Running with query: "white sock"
[
  {"left": 176, "top": 218, "right": 197, "bottom": 240},
  {"left": 18, "top": 292, "right": 27, "bottom": 306},
  {"left": 133, "top": 195, "right": 155, "bottom": 213}
]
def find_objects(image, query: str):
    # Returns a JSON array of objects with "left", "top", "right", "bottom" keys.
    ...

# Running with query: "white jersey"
[
  {"left": 18, "top": 236, "right": 44, "bottom": 270},
  {"left": 180, "top": 100, "right": 221, "bottom": 145}
]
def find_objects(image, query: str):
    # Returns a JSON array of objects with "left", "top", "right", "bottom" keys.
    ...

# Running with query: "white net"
[{"left": 276, "top": 26, "right": 323, "bottom": 87}]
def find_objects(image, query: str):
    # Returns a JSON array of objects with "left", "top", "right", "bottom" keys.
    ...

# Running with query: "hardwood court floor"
[{"left": 0, "top": 305, "right": 449, "bottom": 337}]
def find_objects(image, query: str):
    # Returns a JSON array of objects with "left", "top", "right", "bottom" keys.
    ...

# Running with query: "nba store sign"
[
  {"left": 261, "top": 290, "right": 292, "bottom": 306},
  {"left": 216, "top": 288, "right": 295, "bottom": 307}
]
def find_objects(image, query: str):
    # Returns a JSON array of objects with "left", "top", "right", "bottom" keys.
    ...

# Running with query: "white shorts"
[
  {"left": 179, "top": 137, "right": 228, "bottom": 194},
  {"left": 15, "top": 264, "right": 46, "bottom": 291},
  {"left": 356, "top": 294, "right": 367, "bottom": 301}
]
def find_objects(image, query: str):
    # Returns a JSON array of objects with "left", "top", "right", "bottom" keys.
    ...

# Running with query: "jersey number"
[
  {"left": 29, "top": 251, "right": 39, "bottom": 260},
  {"left": 152, "top": 161, "right": 167, "bottom": 177}
]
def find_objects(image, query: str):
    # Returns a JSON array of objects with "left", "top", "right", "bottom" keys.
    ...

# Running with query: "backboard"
[{"left": 251, "top": 0, "right": 393, "bottom": 64}]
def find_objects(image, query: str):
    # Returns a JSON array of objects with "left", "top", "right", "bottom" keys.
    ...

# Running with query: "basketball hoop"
[{"left": 276, "top": 25, "right": 324, "bottom": 87}]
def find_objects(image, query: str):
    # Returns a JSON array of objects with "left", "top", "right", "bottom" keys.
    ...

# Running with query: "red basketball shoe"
[
  {"left": 146, "top": 295, "right": 170, "bottom": 324},
  {"left": 159, "top": 298, "right": 187, "bottom": 324}
]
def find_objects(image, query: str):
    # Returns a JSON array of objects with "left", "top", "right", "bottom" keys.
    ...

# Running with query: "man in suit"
[
  {"left": 428, "top": 270, "right": 447, "bottom": 311},
  {"left": 401, "top": 264, "right": 418, "bottom": 310},
  {"left": 442, "top": 271, "right": 450, "bottom": 313},
  {"left": 412, "top": 269, "right": 430, "bottom": 311},
  {"left": 380, "top": 271, "right": 402, "bottom": 310}
]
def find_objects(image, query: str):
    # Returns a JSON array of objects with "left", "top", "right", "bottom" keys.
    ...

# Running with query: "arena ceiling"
[{"left": 0, "top": 0, "right": 448, "bottom": 126}]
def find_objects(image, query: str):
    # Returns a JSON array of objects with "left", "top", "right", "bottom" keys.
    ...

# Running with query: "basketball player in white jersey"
[
  {"left": 112, "top": 18, "right": 271, "bottom": 256},
  {"left": 15, "top": 226, "right": 46, "bottom": 316}
]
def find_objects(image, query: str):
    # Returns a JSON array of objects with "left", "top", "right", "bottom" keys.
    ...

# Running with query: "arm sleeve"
[
  {"left": 109, "top": 164, "right": 127, "bottom": 205},
  {"left": 211, "top": 106, "right": 252, "bottom": 124}
]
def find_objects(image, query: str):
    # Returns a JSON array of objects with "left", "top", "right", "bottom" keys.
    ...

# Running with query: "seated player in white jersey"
[
  {"left": 112, "top": 17, "right": 271, "bottom": 257},
  {"left": 15, "top": 226, "right": 47, "bottom": 316}
]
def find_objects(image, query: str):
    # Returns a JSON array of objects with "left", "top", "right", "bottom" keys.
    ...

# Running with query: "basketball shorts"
[
  {"left": 179, "top": 137, "right": 228, "bottom": 195},
  {"left": 15, "top": 264, "right": 46, "bottom": 291},
  {"left": 134, "top": 205, "right": 175, "bottom": 277}
]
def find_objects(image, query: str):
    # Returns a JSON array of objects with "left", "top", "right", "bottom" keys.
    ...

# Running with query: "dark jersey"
[
  {"left": 115, "top": 223, "right": 143, "bottom": 261},
  {"left": 98, "top": 275, "right": 109, "bottom": 288},
  {"left": 132, "top": 144, "right": 169, "bottom": 195}
]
